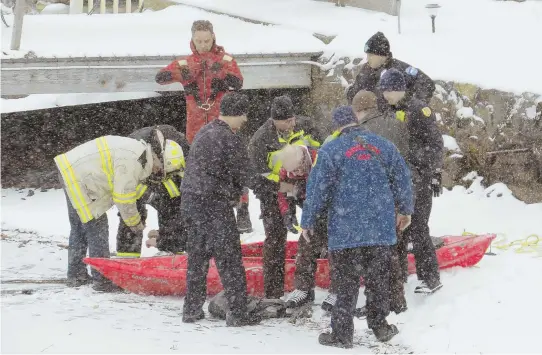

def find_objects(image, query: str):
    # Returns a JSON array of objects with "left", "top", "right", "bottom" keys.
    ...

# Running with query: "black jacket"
[
  {"left": 248, "top": 116, "right": 324, "bottom": 200},
  {"left": 180, "top": 120, "right": 254, "bottom": 203},
  {"left": 346, "top": 57, "right": 435, "bottom": 107},
  {"left": 392, "top": 98, "right": 443, "bottom": 175}
]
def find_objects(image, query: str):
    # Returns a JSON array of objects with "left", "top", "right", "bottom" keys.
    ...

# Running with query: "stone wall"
[{"left": 308, "top": 69, "right": 542, "bottom": 203}]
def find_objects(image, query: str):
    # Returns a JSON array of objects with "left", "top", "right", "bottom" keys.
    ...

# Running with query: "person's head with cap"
[
  {"left": 352, "top": 90, "right": 379, "bottom": 122},
  {"left": 379, "top": 68, "right": 407, "bottom": 105},
  {"left": 219, "top": 92, "right": 250, "bottom": 130},
  {"left": 364, "top": 31, "right": 391, "bottom": 69},
  {"left": 332, "top": 105, "right": 359, "bottom": 132},
  {"left": 271, "top": 95, "right": 296, "bottom": 133}
]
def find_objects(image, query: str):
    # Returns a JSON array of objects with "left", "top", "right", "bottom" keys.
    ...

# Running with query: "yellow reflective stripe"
[
  {"left": 262, "top": 172, "right": 280, "bottom": 182},
  {"left": 56, "top": 154, "right": 93, "bottom": 223},
  {"left": 124, "top": 214, "right": 141, "bottom": 226},
  {"left": 323, "top": 130, "right": 341, "bottom": 145},
  {"left": 304, "top": 135, "right": 321, "bottom": 148},
  {"left": 96, "top": 137, "right": 113, "bottom": 191},
  {"left": 136, "top": 184, "right": 148, "bottom": 199},
  {"left": 396, "top": 110, "right": 406, "bottom": 122},
  {"left": 116, "top": 252, "right": 141, "bottom": 257},
  {"left": 162, "top": 179, "right": 181, "bottom": 198},
  {"left": 267, "top": 151, "right": 283, "bottom": 175}
]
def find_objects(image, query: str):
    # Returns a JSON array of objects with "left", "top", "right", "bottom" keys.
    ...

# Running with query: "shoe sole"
[{"left": 414, "top": 283, "right": 443, "bottom": 294}]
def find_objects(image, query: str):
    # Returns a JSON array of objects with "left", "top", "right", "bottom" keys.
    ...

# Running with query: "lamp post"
[{"left": 425, "top": 3, "right": 441, "bottom": 34}]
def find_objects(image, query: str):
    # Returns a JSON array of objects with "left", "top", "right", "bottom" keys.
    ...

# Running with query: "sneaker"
[
  {"left": 372, "top": 324, "right": 399, "bottom": 342},
  {"left": 414, "top": 280, "right": 443, "bottom": 294},
  {"left": 182, "top": 310, "right": 205, "bottom": 323},
  {"left": 285, "top": 289, "right": 315, "bottom": 309},
  {"left": 321, "top": 293, "right": 337, "bottom": 312},
  {"left": 226, "top": 311, "right": 262, "bottom": 327},
  {"left": 318, "top": 332, "right": 353, "bottom": 349}
]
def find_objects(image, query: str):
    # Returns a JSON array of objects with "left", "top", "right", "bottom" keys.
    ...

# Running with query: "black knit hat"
[
  {"left": 271, "top": 95, "right": 295, "bottom": 121},
  {"left": 378, "top": 68, "right": 406, "bottom": 92},
  {"left": 220, "top": 92, "right": 249, "bottom": 116},
  {"left": 364, "top": 32, "right": 391, "bottom": 57}
]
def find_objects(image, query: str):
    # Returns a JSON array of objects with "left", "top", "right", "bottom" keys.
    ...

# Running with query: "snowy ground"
[
  {"left": 2, "top": 181, "right": 541, "bottom": 353},
  {"left": 0, "top": 6, "right": 324, "bottom": 58},
  {"left": 171, "top": 0, "right": 542, "bottom": 95}
]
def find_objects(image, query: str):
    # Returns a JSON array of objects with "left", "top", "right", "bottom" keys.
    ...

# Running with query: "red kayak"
[{"left": 84, "top": 234, "right": 495, "bottom": 297}]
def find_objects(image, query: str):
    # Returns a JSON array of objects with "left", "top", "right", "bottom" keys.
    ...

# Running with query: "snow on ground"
[
  {"left": 442, "top": 134, "right": 461, "bottom": 153},
  {"left": 172, "top": 0, "right": 542, "bottom": 95},
  {"left": 0, "top": 6, "right": 324, "bottom": 58},
  {"left": 0, "top": 92, "right": 160, "bottom": 114},
  {"left": 2, "top": 181, "right": 542, "bottom": 353}
]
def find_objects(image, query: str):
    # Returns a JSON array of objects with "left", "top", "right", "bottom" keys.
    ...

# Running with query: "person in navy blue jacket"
[{"left": 300, "top": 106, "right": 414, "bottom": 348}]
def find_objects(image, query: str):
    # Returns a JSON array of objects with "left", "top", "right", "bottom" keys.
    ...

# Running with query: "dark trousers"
[
  {"left": 294, "top": 214, "right": 335, "bottom": 293},
  {"left": 116, "top": 184, "right": 186, "bottom": 254},
  {"left": 331, "top": 245, "right": 392, "bottom": 343},
  {"left": 260, "top": 195, "right": 288, "bottom": 298},
  {"left": 398, "top": 173, "right": 440, "bottom": 283},
  {"left": 181, "top": 194, "right": 249, "bottom": 318},
  {"left": 64, "top": 191, "right": 109, "bottom": 284}
]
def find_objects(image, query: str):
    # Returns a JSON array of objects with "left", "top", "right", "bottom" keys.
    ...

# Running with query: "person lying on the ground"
[
  {"left": 276, "top": 144, "right": 338, "bottom": 316},
  {"left": 208, "top": 290, "right": 287, "bottom": 320}
]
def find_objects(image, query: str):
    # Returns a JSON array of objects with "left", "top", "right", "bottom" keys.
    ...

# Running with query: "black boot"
[
  {"left": 182, "top": 310, "right": 205, "bottom": 323},
  {"left": 236, "top": 203, "right": 253, "bottom": 234},
  {"left": 414, "top": 279, "right": 443, "bottom": 294},
  {"left": 225, "top": 311, "right": 262, "bottom": 327},
  {"left": 67, "top": 276, "right": 92, "bottom": 288},
  {"left": 318, "top": 332, "right": 353, "bottom": 349},
  {"left": 372, "top": 324, "right": 399, "bottom": 342},
  {"left": 92, "top": 280, "right": 124, "bottom": 293}
]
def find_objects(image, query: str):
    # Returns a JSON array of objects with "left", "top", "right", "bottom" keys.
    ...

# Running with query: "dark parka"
[{"left": 346, "top": 58, "right": 435, "bottom": 107}]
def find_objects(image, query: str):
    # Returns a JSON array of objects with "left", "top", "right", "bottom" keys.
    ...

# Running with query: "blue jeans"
[{"left": 64, "top": 191, "right": 110, "bottom": 283}]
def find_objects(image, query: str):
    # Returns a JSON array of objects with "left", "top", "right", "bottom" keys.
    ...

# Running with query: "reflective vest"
[
  {"left": 264, "top": 130, "right": 321, "bottom": 183},
  {"left": 55, "top": 136, "right": 153, "bottom": 225}
]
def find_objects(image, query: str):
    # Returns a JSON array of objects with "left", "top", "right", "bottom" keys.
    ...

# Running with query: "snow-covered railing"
[{"left": 70, "top": 0, "right": 143, "bottom": 14}]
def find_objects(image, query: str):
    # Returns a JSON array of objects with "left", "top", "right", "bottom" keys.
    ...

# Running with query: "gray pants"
[{"left": 64, "top": 191, "right": 110, "bottom": 283}]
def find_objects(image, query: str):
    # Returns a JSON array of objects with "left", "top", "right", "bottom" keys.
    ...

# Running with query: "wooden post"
[
  {"left": 70, "top": 0, "right": 84, "bottom": 14},
  {"left": 126, "top": 0, "right": 131, "bottom": 13},
  {"left": 10, "top": 0, "right": 25, "bottom": 50},
  {"left": 88, "top": 0, "right": 94, "bottom": 13},
  {"left": 138, "top": 0, "right": 143, "bottom": 12},
  {"left": 100, "top": 0, "right": 106, "bottom": 14},
  {"left": 113, "top": 0, "right": 119, "bottom": 13}
]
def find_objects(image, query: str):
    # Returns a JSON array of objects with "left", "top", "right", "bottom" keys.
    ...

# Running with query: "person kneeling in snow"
[
  {"left": 55, "top": 134, "right": 176, "bottom": 292},
  {"left": 277, "top": 144, "right": 337, "bottom": 315},
  {"left": 301, "top": 106, "right": 414, "bottom": 348}
]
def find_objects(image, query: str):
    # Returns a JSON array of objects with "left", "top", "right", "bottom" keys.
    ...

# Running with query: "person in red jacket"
[{"left": 155, "top": 19, "right": 252, "bottom": 233}]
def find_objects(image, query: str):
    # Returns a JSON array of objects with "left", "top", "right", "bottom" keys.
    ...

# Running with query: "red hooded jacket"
[{"left": 156, "top": 42, "right": 243, "bottom": 143}]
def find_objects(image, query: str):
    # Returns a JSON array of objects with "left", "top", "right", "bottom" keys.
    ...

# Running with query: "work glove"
[
  {"left": 145, "top": 229, "right": 160, "bottom": 248},
  {"left": 211, "top": 77, "right": 228, "bottom": 92},
  {"left": 431, "top": 168, "right": 443, "bottom": 197},
  {"left": 283, "top": 211, "right": 299, "bottom": 234}
]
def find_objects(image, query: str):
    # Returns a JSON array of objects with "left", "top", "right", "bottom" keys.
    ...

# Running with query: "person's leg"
[
  {"left": 87, "top": 213, "right": 118, "bottom": 291},
  {"left": 65, "top": 191, "right": 91, "bottom": 286},
  {"left": 409, "top": 174, "right": 441, "bottom": 293},
  {"left": 260, "top": 197, "right": 288, "bottom": 299},
  {"left": 319, "top": 247, "right": 361, "bottom": 348}
]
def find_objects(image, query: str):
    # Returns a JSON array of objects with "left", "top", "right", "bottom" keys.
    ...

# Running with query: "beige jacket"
[{"left": 55, "top": 135, "right": 153, "bottom": 226}]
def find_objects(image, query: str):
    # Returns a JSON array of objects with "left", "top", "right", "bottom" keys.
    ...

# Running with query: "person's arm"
[
  {"left": 300, "top": 150, "right": 335, "bottom": 229},
  {"left": 384, "top": 141, "right": 415, "bottom": 216},
  {"left": 112, "top": 159, "right": 148, "bottom": 233},
  {"left": 409, "top": 104, "right": 444, "bottom": 173},
  {"left": 247, "top": 131, "right": 280, "bottom": 199},
  {"left": 210, "top": 54, "right": 243, "bottom": 94}
]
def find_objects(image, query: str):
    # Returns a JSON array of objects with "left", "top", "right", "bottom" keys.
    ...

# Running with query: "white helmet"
[{"left": 164, "top": 139, "right": 185, "bottom": 175}]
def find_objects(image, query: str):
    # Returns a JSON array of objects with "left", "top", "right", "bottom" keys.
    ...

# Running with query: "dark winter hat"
[
  {"left": 332, "top": 105, "right": 358, "bottom": 129},
  {"left": 220, "top": 92, "right": 249, "bottom": 116},
  {"left": 378, "top": 68, "right": 406, "bottom": 92},
  {"left": 271, "top": 95, "right": 295, "bottom": 121},
  {"left": 364, "top": 31, "right": 391, "bottom": 57}
]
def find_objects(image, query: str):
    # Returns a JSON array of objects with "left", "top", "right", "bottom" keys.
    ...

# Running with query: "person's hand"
[
  {"left": 148, "top": 229, "right": 159, "bottom": 239},
  {"left": 431, "top": 168, "right": 443, "bottom": 197},
  {"left": 301, "top": 228, "right": 313, "bottom": 243},
  {"left": 283, "top": 213, "right": 299, "bottom": 234},
  {"left": 279, "top": 182, "right": 295, "bottom": 193},
  {"left": 396, "top": 214, "right": 411, "bottom": 232}
]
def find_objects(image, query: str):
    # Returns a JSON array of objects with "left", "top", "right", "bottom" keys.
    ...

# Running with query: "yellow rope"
[{"left": 462, "top": 231, "right": 541, "bottom": 256}]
